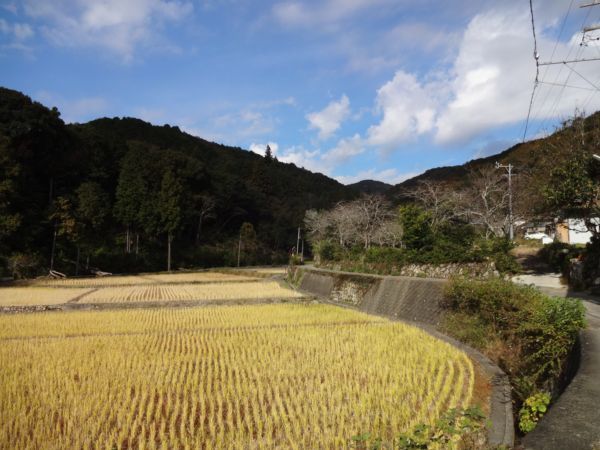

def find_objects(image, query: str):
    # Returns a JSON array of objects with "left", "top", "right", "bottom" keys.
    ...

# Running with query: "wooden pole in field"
[{"left": 237, "top": 232, "right": 242, "bottom": 267}]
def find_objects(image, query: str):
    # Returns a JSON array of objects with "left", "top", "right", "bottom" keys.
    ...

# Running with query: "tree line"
[{"left": 0, "top": 88, "right": 353, "bottom": 278}]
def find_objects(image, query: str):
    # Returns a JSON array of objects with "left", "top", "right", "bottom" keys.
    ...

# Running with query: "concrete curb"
[{"left": 294, "top": 266, "right": 515, "bottom": 448}]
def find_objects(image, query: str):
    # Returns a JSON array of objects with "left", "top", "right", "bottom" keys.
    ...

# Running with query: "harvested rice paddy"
[{"left": 0, "top": 304, "right": 474, "bottom": 449}]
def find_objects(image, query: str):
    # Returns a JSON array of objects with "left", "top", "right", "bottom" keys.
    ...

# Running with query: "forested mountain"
[
  {"left": 0, "top": 87, "right": 354, "bottom": 276},
  {"left": 2, "top": 85, "right": 598, "bottom": 278},
  {"left": 347, "top": 180, "right": 391, "bottom": 195},
  {"left": 390, "top": 111, "right": 600, "bottom": 199}
]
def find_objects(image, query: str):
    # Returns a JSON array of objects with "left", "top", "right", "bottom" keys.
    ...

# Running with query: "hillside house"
[{"left": 556, "top": 218, "right": 598, "bottom": 245}]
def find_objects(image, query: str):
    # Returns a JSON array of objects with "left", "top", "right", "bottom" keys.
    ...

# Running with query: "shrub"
[
  {"left": 7, "top": 253, "right": 44, "bottom": 279},
  {"left": 351, "top": 406, "right": 487, "bottom": 450},
  {"left": 288, "top": 254, "right": 304, "bottom": 266},
  {"left": 518, "top": 392, "right": 551, "bottom": 433},
  {"left": 313, "top": 240, "right": 343, "bottom": 263},
  {"left": 539, "top": 242, "right": 582, "bottom": 274},
  {"left": 443, "top": 278, "right": 585, "bottom": 403},
  {"left": 364, "top": 247, "right": 407, "bottom": 266}
]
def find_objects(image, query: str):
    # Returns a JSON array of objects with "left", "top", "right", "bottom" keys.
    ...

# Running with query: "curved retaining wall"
[{"left": 293, "top": 266, "right": 514, "bottom": 448}]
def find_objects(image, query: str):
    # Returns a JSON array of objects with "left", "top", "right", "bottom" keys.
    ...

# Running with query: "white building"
[{"left": 556, "top": 218, "right": 598, "bottom": 245}]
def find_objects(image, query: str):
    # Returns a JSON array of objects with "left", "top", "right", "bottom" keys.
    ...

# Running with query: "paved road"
[{"left": 515, "top": 276, "right": 600, "bottom": 450}]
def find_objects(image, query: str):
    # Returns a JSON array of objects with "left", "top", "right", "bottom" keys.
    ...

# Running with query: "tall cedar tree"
[{"left": 158, "top": 169, "right": 183, "bottom": 271}]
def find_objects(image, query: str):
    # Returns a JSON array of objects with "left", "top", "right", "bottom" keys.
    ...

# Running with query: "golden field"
[
  {"left": 0, "top": 304, "right": 474, "bottom": 449},
  {"left": 0, "top": 287, "right": 93, "bottom": 306},
  {"left": 0, "top": 272, "right": 297, "bottom": 308},
  {"left": 29, "top": 271, "right": 259, "bottom": 288},
  {"left": 78, "top": 281, "right": 303, "bottom": 304}
]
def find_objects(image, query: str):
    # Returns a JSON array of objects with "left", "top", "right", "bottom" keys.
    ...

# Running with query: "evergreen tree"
[
  {"left": 0, "top": 135, "right": 21, "bottom": 244},
  {"left": 264, "top": 145, "right": 273, "bottom": 162},
  {"left": 115, "top": 149, "right": 147, "bottom": 253},
  {"left": 76, "top": 181, "right": 110, "bottom": 271},
  {"left": 158, "top": 169, "right": 183, "bottom": 271}
]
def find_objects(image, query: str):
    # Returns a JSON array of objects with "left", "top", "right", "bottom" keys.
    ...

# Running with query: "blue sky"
[{"left": 1, "top": 0, "right": 600, "bottom": 185}]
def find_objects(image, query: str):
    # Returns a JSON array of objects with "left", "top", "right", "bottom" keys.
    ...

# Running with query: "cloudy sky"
[{"left": 2, "top": 0, "right": 600, "bottom": 185}]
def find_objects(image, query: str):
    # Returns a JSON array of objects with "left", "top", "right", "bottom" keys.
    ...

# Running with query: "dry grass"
[
  {"left": 144, "top": 272, "right": 259, "bottom": 284},
  {"left": 78, "top": 281, "right": 302, "bottom": 304},
  {"left": 0, "top": 287, "right": 92, "bottom": 307},
  {"left": 30, "top": 275, "right": 151, "bottom": 287},
  {"left": 29, "top": 272, "right": 259, "bottom": 288},
  {"left": 0, "top": 304, "right": 474, "bottom": 449}
]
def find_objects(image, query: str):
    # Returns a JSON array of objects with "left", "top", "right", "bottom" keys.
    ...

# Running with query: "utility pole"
[
  {"left": 50, "top": 222, "right": 58, "bottom": 271},
  {"left": 535, "top": 1, "right": 600, "bottom": 65},
  {"left": 296, "top": 227, "right": 301, "bottom": 256},
  {"left": 496, "top": 162, "right": 515, "bottom": 240},
  {"left": 580, "top": 1, "right": 600, "bottom": 8},
  {"left": 237, "top": 232, "right": 242, "bottom": 267}
]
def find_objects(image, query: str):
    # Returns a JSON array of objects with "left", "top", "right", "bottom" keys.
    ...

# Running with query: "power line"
[
  {"left": 563, "top": 62, "right": 600, "bottom": 91},
  {"left": 532, "top": 2, "right": 594, "bottom": 135},
  {"left": 538, "top": 56, "right": 600, "bottom": 65},
  {"left": 523, "top": 0, "right": 540, "bottom": 142},
  {"left": 528, "top": 0, "right": 575, "bottom": 133},
  {"left": 538, "top": 80, "right": 596, "bottom": 90}
]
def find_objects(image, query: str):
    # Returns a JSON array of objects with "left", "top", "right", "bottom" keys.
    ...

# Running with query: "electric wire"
[
  {"left": 533, "top": 5, "right": 594, "bottom": 136},
  {"left": 522, "top": 0, "right": 540, "bottom": 142},
  {"left": 529, "top": 0, "right": 575, "bottom": 128}
]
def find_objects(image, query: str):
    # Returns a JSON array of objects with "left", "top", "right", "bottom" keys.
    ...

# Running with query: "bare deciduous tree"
[
  {"left": 403, "top": 180, "right": 459, "bottom": 231},
  {"left": 372, "top": 219, "right": 403, "bottom": 247},
  {"left": 353, "top": 195, "right": 393, "bottom": 249},
  {"left": 304, "top": 194, "right": 395, "bottom": 249},
  {"left": 456, "top": 167, "right": 510, "bottom": 238},
  {"left": 195, "top": 194, "right": 216, "bottom": 245}
]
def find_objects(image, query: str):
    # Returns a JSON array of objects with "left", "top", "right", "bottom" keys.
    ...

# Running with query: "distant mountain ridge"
[
  {"left": 347, "top": 179, "right": 392, "bottom": 195},
  {"left": 389, "top": 111, "right": 600, "bottom": 199}
]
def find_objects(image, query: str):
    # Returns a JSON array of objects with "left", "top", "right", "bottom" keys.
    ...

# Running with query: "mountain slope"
[
  {"left": 0, "top": 87, "right": 356, "bottom": 274},
  {"left": 389, "top": 112, "right": 600, "bottom": 199},
  {"left": 347, "top": 179, "right": 392, "bottom": 195}
]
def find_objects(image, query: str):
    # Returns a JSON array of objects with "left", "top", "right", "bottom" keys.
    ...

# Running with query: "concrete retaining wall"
[
  {"left": 297, "top": 267, "right": 446, "bottom": 325},
  {"left": 293, "top": 266, "right": 514, "bottom": 448}
]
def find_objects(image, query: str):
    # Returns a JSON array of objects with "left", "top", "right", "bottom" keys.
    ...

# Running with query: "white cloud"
[
  {"left": 21, "top": 0, "right": 193, "bottom": 60},
  {"left": 435, "top": 6, "right": 600, "bottom": 145},
  {"left": 35, "top": 91, "right": 109, "bottom": 123},
  {"left": 336, "top": 168, "right": 420, "bottom": 185},
  {"left": 366, "top": 71, "right": 436, "bottom": 151},
  {"left": 322, "top": 134, "right": 363, "bottom": 164},
  {"left": 278, "top": 146, "right": 323, "bottom": 172},
  {"left": 306, "top": 94, "right": 350, "bottom": 140},
  {"left": 472, "top": 139, "right": 518, "bottom": 159},
  {"left": 2, "top": 3, "right": 18, "bottom": 14},
  {"left": 249, "top": 142, "right": 279, "bottom": 156},
  {"left": 0, "top": 19, "right": 34, "bottom": 41},
  {"left": 214, "top": 109, "right": 275, "bottom": 139},
  {"left": 272, "top": 0, "right": 396, "bottom": 28},
  {"left": 13, "top": 23, "right": 34, "bottom": 40}
]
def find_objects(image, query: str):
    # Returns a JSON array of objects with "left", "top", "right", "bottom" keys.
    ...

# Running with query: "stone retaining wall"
[
  {"left": 320, "top": 261, "right": 498, "bottom": 279},
  {"left": 292, "top": 266, "right": 514, "bottom": 448}
]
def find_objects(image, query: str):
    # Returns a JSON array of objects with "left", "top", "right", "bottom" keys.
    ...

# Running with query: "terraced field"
[
  {"left": 0, "top": 287, "right": 93, "bottom": 307},
  {"left": 29, "top": 271, "right": 259, "bottom": 288},
  {"left": 0, "top": 271, "right": 298, "bottom": 308},
  {"left": 0, "top": 304, "right": 474, "bottom": 449},
  {"left": 79, "top": 281, "right": 303, "bottom": 304}
]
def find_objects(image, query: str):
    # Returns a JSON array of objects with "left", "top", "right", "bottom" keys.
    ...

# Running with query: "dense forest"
[
  {"left": 2, "top": 86, "right": 599, "bottom": 279},
  {"left": 0, "top": 87, "right": 356, "bottom": 277}
]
